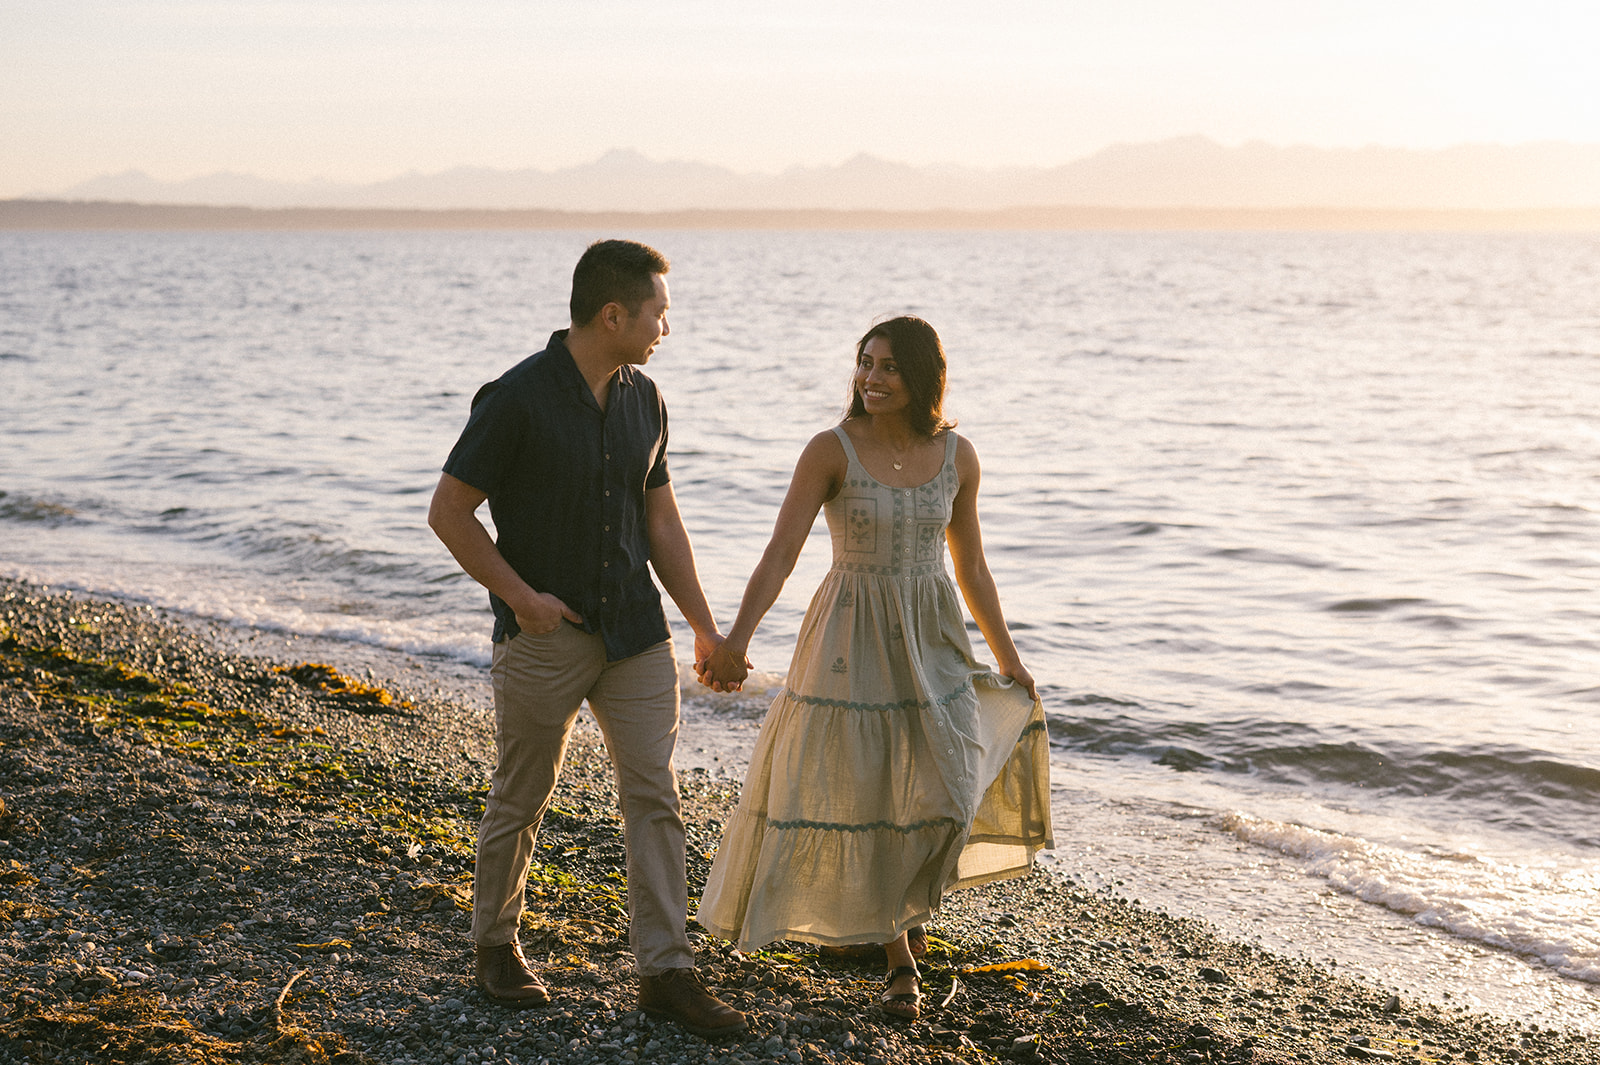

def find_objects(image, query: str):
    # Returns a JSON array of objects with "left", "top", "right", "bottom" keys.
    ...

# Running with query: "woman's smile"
[{"left": 854, "top": 336, "right": 906, "bottom": 414}]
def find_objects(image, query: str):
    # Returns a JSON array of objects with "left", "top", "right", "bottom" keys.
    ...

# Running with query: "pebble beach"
[{"left": 1, "top": 575, "right": 1595, "bottom": 1065}]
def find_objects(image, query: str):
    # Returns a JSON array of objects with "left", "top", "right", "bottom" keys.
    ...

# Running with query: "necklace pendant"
[{"left": 893, "top": 461, "right": 903, "bottom": 470}]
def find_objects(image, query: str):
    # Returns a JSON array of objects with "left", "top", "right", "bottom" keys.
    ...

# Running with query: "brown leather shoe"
[
  {"left": 638, "top": 968, "right": 747, "bottom": 1037},
  {"left": 475, "top": 941, "right": 551, "bottom": 1008}
]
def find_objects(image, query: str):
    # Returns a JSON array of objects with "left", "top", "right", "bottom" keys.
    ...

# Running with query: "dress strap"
[{"left": 830, "top": 424, "right": 863, "bottom": 472}]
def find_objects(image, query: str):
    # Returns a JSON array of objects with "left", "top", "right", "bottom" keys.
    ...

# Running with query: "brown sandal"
[{"left": 880, "top": 964, "right": 921, "bottom": 1021}]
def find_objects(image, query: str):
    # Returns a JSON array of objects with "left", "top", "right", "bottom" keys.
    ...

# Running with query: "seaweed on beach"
[
  {"left": 0, "top": 624, "right": 474, "bottom": 855},
  {"left": 277, "top": 663, "right": 415, "bottom": 717},
  {"left": 0, "top": 629, "right": 240, "bottom": 746},
  {"left": 1, "top": 978, "right": 375, "bottom": 1065}
]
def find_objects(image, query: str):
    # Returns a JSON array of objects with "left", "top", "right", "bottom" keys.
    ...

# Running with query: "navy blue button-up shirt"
[{"left": 441, "top": 331, "right": 671, "bottom": 660}]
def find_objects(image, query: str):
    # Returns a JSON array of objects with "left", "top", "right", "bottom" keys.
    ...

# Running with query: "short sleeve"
[
  {"left": 644, "top": 394, "right": 670, "bottom": 490},
  {"left": 442, "top": 381, "right": 523, "bottom": 496}
]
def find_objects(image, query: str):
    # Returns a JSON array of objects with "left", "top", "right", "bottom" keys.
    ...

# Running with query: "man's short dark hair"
[{"left": 570, "top": 240, "right": 670, "bottom": 326}]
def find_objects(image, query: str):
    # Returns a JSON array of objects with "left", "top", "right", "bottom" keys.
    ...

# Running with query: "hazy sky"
[{"left": 3, "top": 0, "right": 1596, "bottom": 195}]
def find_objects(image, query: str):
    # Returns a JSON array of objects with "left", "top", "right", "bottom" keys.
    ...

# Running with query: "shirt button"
[
  {"left": 601, "top": 596, "right": 608, "bottom": 603},
  {"left": 604, "top": 524, "right": 611, "bottom": 532},
  {"left": 603, "top": 561, "right": 609, "bottom": 568},
  {"left": 604, "top": 490, "right": 611, "bottom": 497}
]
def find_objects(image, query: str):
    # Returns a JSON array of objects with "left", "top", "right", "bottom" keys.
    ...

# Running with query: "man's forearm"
[
  {"left": 645, "top": 485, "right": 719, "bottom": 638},
  {"left": 650, "top": 527, "right": 718, "bottom": 637},
  {"left": 430, "top": 504, "right": 539, "bottom": 616}
]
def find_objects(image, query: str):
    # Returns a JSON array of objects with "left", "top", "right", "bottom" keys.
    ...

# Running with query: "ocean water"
[{"left": 2, "top": 228, "right": 1597, "bottom": 1030}]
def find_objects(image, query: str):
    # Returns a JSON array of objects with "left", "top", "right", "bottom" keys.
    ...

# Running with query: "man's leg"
[
  {"left": 473, "top": 625, "right": 603, "bottom": 1004},
  {"left": 586, "top": 638, "right": 692, "bottom": 972},
  {"left": 587, "top": 639, "right": 745, "bottom": 1035}
]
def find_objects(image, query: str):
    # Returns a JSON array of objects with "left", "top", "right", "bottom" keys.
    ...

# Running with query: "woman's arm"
[
  {"left": 697, "top": 430, "right": 846, "bottom": 691},
  {"left": 945, "top": 435, "right": 1039, "bottom": 701}
]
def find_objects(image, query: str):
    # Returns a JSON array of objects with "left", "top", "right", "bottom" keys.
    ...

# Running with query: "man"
[{"left": 428, "top": 239, "right": 745, "bottom": 1037}]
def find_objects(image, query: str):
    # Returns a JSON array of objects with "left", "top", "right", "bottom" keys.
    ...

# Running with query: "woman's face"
[{"left": 854, "top": 335, "right": 908, "bottom": 417}]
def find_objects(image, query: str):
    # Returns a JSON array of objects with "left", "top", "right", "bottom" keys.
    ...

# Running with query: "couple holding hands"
[{"left": 429, "top": 239, "right": 1051, "bottom": 1037}]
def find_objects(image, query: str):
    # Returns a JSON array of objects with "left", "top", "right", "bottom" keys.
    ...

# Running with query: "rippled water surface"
[{"left": 2, "top": 229, "right": 1597, "bottom": 1028}]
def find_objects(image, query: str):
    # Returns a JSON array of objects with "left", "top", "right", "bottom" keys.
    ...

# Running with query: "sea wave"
[
  {"left": 1048, "top": 708, "right": 1600, "bottom": 848},
  {"left": 1220, "top": 812, "right": 1600, "bottom": 984},
  {"left": 0, "top": 490, "right": 88, "bottom": 527}
]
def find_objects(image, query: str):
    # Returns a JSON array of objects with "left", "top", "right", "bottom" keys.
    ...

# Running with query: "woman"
[{"left": 695, "top": 316, "right": 1052, "bottom": 1021}]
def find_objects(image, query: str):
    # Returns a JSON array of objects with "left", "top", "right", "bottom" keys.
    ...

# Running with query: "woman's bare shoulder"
[
  {"left": 794, "top": 425, "right": 849, "bottom": 478},
  {"left": 946, "top": 432, "right": 982, "bottom": 493},
  {"left": 804, "top": 425, "right": 848, "bottom": 454},
  {"left": 773, "top": 426, "right": 843, "bottom": 505}
]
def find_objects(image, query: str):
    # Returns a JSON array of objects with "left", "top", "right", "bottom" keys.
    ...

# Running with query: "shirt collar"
[{"left": 547, "top": 329, "right": 636, "bottom": 403}]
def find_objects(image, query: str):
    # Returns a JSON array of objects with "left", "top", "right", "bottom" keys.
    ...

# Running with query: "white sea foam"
[
  {"left": 0, "top": 544, "right": 493, "bottom": 669},
  {"left": 1221, "top": 812, "right": 1600, "bottom": 984}
]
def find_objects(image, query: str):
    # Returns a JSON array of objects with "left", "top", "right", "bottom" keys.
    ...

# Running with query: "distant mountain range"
[{"left": 30, "top": 138, "right": 1600, "bottom": 211}]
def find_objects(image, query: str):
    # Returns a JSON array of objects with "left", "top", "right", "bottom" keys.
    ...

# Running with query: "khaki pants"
[{"left": 473, "top": 623, "right": 693, "bottom": 975}]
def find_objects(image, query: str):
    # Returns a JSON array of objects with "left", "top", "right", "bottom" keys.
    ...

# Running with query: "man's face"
[{"left": 618, "top": 274, "right": 670, "bottom": 364}]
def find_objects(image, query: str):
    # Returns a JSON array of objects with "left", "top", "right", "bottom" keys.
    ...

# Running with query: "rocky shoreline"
[{"left": 1, "top": 576, "right": 1594, "bottom": 1065}]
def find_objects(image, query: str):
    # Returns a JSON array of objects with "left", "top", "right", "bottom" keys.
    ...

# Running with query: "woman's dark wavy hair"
[
  {"left": 845, "top": 315, "right": 955, "bottom": 438},
  {"left": 569, "top": 239, "right": 670, "bottom": 325}
]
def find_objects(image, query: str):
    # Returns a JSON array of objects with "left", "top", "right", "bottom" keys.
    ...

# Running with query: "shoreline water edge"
[{"left": 1, "top": 575, "right": 1596, "bottom": 1065}]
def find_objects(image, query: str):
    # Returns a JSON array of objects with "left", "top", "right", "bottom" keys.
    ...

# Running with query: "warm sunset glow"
[{"left": 2, "top": 0, "right": 1596, "bottom": 198}]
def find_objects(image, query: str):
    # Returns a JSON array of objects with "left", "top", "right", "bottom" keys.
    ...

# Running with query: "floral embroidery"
[
  {"left": 843, "top": 495, "right": 878, "bottom": 553},
  {"left": 830, "top": 656, "right": 849, "bottom": 674}
]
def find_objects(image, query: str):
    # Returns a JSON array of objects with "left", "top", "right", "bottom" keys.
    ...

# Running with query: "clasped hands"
[{"left": 695, "top": 638, "right": 751, "bottom": 693}]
